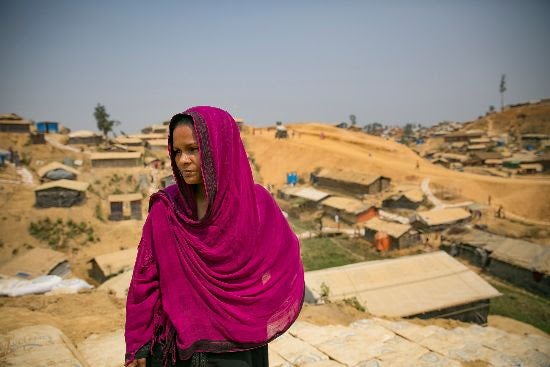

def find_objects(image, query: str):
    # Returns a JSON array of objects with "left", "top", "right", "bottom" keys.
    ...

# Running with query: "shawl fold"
[{"left": 125, "top": 106, "right": 304, "bottom": 365}]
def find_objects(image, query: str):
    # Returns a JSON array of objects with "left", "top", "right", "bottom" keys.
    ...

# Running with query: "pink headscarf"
[{"left": 125, "top": 106, "right": 304, "bottom": 365}]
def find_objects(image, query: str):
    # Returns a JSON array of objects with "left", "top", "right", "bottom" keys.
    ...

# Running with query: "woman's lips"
[{"left": 182, "top": 170, "right": 196, "bottom": 176}]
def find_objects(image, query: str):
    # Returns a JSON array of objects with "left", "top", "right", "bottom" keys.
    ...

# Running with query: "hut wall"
[
  {"left": 364, "top": 228, "right": 376, "bottom": 244},
  {"left": 488, "top": 260, "right": 550, "bottom": 296},
  {"left": 35, "top": 188, "right": 85, "bottom": 208},
  {"left": 68, "top": 136, "right": 103, "bottom": 145},
  {"left": 382, "top": 197, "right": 419, "bottom": 210},
  {"left": 31, "top": 133, "right": 46, "bottom": 144},
  {"left": 395, "top": 232, "right": 420, "bottom": 249},
  {"left": 408, "top": 299, "right": 491, "bottom": 325},
  {"left": 0, "top": 124, "right": 30, "bottom": 133},
  {"left": 130, "top": 200, "right": 142, "bottom": 220},
  {"left": 91, "top": 158, "right": 141, "bottom": 168},
  {"left": 316, "top": 177, "right": 369, "bottom": 196}
]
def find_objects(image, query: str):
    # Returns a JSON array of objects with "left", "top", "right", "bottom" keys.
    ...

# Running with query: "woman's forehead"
[{"left": 173, "top": 124, "right": 197, "bottom": 144}]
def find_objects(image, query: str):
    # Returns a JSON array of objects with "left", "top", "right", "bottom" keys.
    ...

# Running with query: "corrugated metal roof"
[
  {"left": 0, "top": 248, "right": 67, "bottom": 278},
  {"left": 363, "top": 217, "right": 412, "bottom": 238},
  {"left": 416, "top": 208, "right": 471, "bottom": 226},
  {"left": 91, "top": 248, "right": 137, "bottom": 277},
  {"left": 34, "top": 179, "right": 89, "bottom": 192},
  {"left": 37, "top": 162, "right": 79, "bottom": 178},
  {"left": 304, "top": 251, "right": 501, "bottom": 318},
  {"left": 90, "top": 152, "right": 142, "bottom": 160},
  {"left": 321, "top": 196, "right": 374, "bottom": 214},
  {"left": 316, "top": 168, "right": 385, "bottom": 186},
  {"left": 107, "top": 193, "right": 143, "bottom": 202}
]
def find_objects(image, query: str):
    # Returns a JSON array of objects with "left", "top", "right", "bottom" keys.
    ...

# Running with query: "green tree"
[
  {"left": 349, "top": 114, "right": 357, "bottom": 127},
  {"left": 94, "top": 103, "right": 120, "bottom": 138},
  {"left": 499, "top": 74, "right": 507, "bottom": 111},
  {"left": 403, "top": 123, "right": 414, "bottom": 137}
]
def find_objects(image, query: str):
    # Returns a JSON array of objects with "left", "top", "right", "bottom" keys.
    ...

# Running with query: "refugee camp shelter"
[
  {"left": 414, "top": 208, "right": 471, "bottom": 232},
  {"left": 67, "top": 130, "right": 103, "bottom": 145},
  {"left": 37, "top": 161, "right": 79, "bottom": 182},
  {"left": 443, "top": 130, "right": 484, "bottom": 143},
  {"left": 277, "top": 186, "right": 331, "bottom": 210},
  {"left": 29, "top": 132, "right": 45, "bottom": 144},
  {"left": 127, "top": 133, "right": 166, "bottom": 142},
  {"left": 90, "top": 152, "right": 142, "bottom": 168},
  {"left": 443, "top": 228, "right": 550, "bottom": 296},
  {"left": 363, "top": 217, "right": 419, "bottom": 250},
  {"left": 320, "top": 196, "right": 378, "bottom": 224},
  {"left": 89, "top": 247, "right": 137, "bottom": 283},
  {"left": 304, "top": 251, "right": 500, "bottom": 324},
  {"left": 381, "top": 188, "right": 424, "bottom": 210},
  {"left": 141, "top": 124, "right": 168, "bottom": 134},
  {"left": 0, "top": 113, "right": 31, "bottom": 133},
  {"left": 467, "top": 152, "right": 503, "bottom": 166},
  {"left": 36, "top": 121, "right": 59, "bottom": 133},
  {"left": 146, "top": 139, "right": 168, "bottom": 151},
  {"left": 518, "top": 163, "right": 543, "bottom": 174},
  {"left": 113, "top": 136, "right": 144, "bottom": 152},
  {"left": 108, "top": 193, "right": 143, "bottom": 221},
  {"left": 0, "top": 248, "right": 69, "bottom": 279},
  {"left": 34, "top": 179, "right": 89, "bottom": 208},
  {"left": 312, "top": 168, "right": 391, "bottom": 196},
  {"left": 521, "top": 133, "right": 549, "bottom": 149}
]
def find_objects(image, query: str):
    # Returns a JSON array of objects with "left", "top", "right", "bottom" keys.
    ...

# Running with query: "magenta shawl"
[{"left": 125, "top": 106, "right": 304, "bottom": 364}]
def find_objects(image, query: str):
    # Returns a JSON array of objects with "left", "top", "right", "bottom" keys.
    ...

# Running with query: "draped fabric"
[{"left": 125, "top": 106, "right": 305, "bottom": 365}]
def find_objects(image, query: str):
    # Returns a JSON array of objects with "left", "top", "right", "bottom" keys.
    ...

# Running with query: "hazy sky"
[{"left": 1, "top": 1, "right": 549, "bottom": 133}]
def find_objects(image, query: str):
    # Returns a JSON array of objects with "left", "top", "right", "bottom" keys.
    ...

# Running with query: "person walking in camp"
[{"left": 125, "top": 106, "right": 305, "bottom": 367}]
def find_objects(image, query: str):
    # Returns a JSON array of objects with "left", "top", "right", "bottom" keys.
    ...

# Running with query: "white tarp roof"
[{"left": 304, "top": 251, "right": 500, "bottom": 318}]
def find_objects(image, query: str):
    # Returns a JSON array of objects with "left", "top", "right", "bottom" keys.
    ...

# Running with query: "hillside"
[
  {"left": 244, "top": 123, "right": 550, "bottom": 223},
  {"left": 463, "top": 99, "right": 550, "bottom": 136}
]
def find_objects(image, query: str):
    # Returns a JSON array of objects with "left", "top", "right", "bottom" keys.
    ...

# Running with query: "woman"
[{"left": 125, "top": 106, "right": 305, "bottom": 367}]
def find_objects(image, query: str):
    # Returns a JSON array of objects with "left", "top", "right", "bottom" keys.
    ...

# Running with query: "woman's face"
[{"left": 172, "top": 124, "right": 203, "bottom": 185}]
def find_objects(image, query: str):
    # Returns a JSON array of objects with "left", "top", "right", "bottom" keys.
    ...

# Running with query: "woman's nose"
[{"left": 179, "top": 153, "right": 191, "bottom": 163}]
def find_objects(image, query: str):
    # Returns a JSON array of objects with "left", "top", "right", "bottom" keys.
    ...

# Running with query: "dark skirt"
[{"left": 146, "top": 344, "right": 269, "bottom": 367}]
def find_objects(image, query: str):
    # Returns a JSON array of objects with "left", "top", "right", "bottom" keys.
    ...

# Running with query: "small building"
[
  {"left": 277, "top": 186, "right": 331, "bottom": 210},
  {"left": 0, "top": 248, "right": 69, "bottom": 279},
  {"left": 90, "top": 152, "right": 142, "bottom": 168},
  {"left": 320, "top": 196, "right": 378, "bottom": 225},
  {"left": 68, "top": 130, "right": 103, "bottom": 145},
  {"left": 466, "top": 143, "right": 487, "bottom": 151},
  {"left": 37, "top": 162, "right": 79, "bottom": 182},
  {"left": 382, "top": 188, "right": 424, "bottom": 210},
  {"left": 469, "top": 137, "right": 491, "bottom": 145},
  {"left": 304, "top": 251, "right": 501, "bottom": 324},
  {"left": 141, "top": 124, "right": 168, "bottom": 135},
  {"left": 34, "top": 179, "right": 89, "bottom": 208},
  {"left": 89, "top": 248, "right": 138, "bottom": 283},
  {"left": 108, "top": 193, "right": 143, "bottom": 221},
  {"left": 363, "top": 217, "right": 419, "bottom": 250},
  {"left": 484, "top": 159, "right": 503, "bottom": 167},
  {"left": 113, "top": 137, "right": 144, "bottom": 150},
  {"left": 145, "top": 157, "right": 163, "bottom": 169},
  {"left": 30, "top": 132, "right": 46, "bottom": 144},
  {"left": 443, "top": 229, "right": 550, "bottom": 296},
  {"left": 127, "top": 133, "right": 166, "bottom": 142},
  {"left": 312, "top": 168, "right": 391, "bottom": 196},
  {"left": 146, "top": 139, "right": 168, "bottom": 151},
  {"left": 521, "top": 134, "right": 549, "bottom": 149},
  {"left": 518, "top": 163, "right": 543, "bottom": 174},
  {"left": 413, "top": 208, "right": 471, "bottom": 232},
  {"left": 467, "top": 152, "right": 503, "bottom": 166},
  {"left": 36, "top": 121, "right": 59, "bottom": 134},
  {"left": 439, "top": 153, "right": 469, "bottom": 164},
  {"left": 443, "top": 130, "right": 484, "bottom": 143},
  {"left": 0, "top": 113, "right": 32, "bottom": 133}
]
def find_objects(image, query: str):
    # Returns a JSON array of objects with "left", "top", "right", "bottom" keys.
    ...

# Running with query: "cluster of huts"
[
  {"left": 422, "top": 130, "right": 549, "bottom": 174},
  {"left": 279, "top": 168, "right": 474, "bottom": 252}
]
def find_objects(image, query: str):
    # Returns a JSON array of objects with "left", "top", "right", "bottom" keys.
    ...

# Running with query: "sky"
[{"left": 1, "top": 0, "right": 549, "bottom": 133}]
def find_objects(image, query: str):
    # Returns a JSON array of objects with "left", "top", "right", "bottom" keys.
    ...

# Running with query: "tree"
[
  {"left": 488, "top": 105, "right": 495, "bottom": 113},
  {"left": 499, "top": 74, "right": 507, "bottom": 111},
  {"left": 349, "top": 114, "right": 357, "bottom": 127},
  {"left": 94, "top": 103, "right": 120, "bottom": 138},
  {"left": 403, "top": 123, "right": 414, "bottom": 137}
]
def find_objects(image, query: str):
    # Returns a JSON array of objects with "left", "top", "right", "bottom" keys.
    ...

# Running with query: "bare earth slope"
[{"left": 244, "top": 123, "right": 550, "bottom": 223}]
